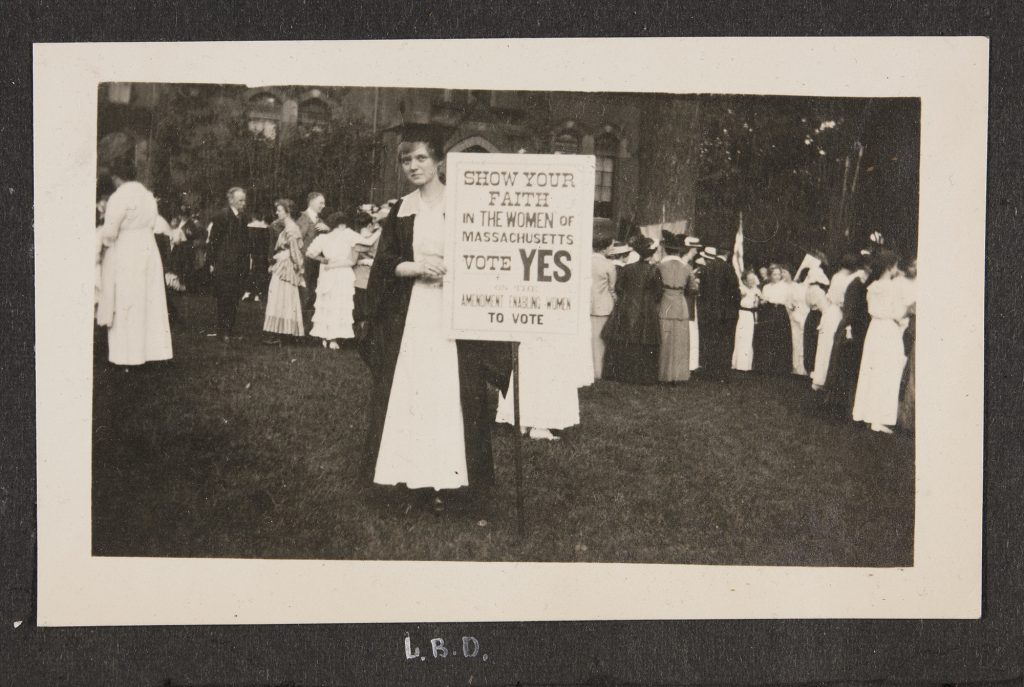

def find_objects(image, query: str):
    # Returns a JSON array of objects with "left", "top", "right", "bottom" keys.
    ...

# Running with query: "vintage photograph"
[{"left": 90, "top": 81, "right": 919, "bottom": 566}]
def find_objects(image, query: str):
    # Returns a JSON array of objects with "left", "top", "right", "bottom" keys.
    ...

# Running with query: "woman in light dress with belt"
[{"left": 95, "top": 160, "right": 173, "bottom": 366}]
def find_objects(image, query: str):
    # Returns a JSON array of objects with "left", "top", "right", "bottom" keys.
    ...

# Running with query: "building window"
[
  {"left": 247, "top": 92, "right": 281, "bottom": 140},
  {"left": 298, "top": 98, "right": 330, "bottom": 132},
  {"left": 594, "top": 133, "right": 618, "bottom": 218},
  {"left": 107, "top": 83, "right": 132, "bottom": 104},
  {"left": 552, "top": 132, "right": 580, "bottom": 155},
  {"left": 247, "top": 118, "right": 278, "bottom": 141}
]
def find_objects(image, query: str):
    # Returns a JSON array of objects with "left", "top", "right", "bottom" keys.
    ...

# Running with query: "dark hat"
[
  {"left": 662, "top": 231, "right": 701, "bottom": 252},
  {"left": 630, "top": 235, "right": 657, "bottom": 259},
  {"left": 593, "top": 217, "right": 617, "bottom": 243}
]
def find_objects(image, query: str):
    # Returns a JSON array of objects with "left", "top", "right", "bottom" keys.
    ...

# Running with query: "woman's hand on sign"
[{"left": 420, "top": 257, "right": 446, "bottom": 281}]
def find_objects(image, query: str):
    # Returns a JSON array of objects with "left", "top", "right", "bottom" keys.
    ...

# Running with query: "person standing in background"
[
  {"left": 297, "top": 192, "right": 328, "bottom": 331},
  {"left": 696, "top": 246, "right": 740, "bottom": 382},
  {"left": 95, "top": 160, "right": 173, "bottom": 366},
  {"left": 589, "top": 218, "right": 618, "bottom": 380},
  {"left": 656, "top": 232, "right": 700, "bottom": 383},
  {"left": 207, "top": 186, "right": 254, "bottom": 343}
]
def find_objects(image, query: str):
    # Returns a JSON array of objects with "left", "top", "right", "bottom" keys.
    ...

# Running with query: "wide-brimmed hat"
[
  {"left": 662, "top": 231, "right": 702, "bottom": 252},
  {"left": 699, "top": 246, "right": 724, "bottom": 260},
  {"left": 605, "top": 240, "right": 632, "bottom": 257}
]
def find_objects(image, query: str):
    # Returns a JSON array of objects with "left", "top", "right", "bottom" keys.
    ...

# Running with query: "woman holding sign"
[{"left": 361, "top": 134, "right": 511, "bottom": 514}]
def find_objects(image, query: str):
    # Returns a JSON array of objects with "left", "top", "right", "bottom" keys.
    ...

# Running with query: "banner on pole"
[{"left": 443, "top": 153, "right": 595, "bottom": 342}]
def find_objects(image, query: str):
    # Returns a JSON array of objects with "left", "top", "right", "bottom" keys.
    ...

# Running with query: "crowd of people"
[
  {"left": 587, "top": 228, "right": 918, "bottom": 436},
  {"left": 93, "top": 135, "right": 916, "bottom": 519}
]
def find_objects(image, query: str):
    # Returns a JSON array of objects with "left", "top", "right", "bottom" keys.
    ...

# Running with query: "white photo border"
[{"left": 34, "top": 37, "right": 987, "bottom": 625}]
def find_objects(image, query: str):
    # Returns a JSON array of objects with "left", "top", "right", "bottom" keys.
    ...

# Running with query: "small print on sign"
[{"left": 444, "top": 153, "right": 595, "bottom": 343}]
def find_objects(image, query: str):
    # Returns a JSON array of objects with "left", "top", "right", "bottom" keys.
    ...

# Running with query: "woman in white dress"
[
  {"left": 495, "top": 336, "right": 581, "bottom": 440},
  {"left": 307, "top": 210, "right": 359, "bottom": 349},
  {"left": 95, "top": 161, "right": 173, "bottom": 366},
  {"left": 811, "top": 253, "right": 860, "bottom": 390},
  {"left": 731, "top": 270, "right": 760, "bottom": 371},
  {"left": 784, "top": 267, "right": 809, "bottom": 376},
  {"left": 852, "top": 250, "right": 912, "bottom": 433},
  {"left": 363, "top": 136, "right": 512, "bottom": 514}
]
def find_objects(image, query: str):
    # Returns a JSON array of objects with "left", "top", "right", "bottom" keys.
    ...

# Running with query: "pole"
[{"left": 512, "top": 342, "right": 524, "bottom": 537}]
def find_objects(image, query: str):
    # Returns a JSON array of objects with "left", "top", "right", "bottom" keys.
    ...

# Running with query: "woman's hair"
[
  {"left": 325, "top": 210, "right": 351, "bottom": 229},
  {"left": 274, "top": 198, "right": 295, "bottom": 216},
  {"left": 795, "top": 266, "right": 810, "bottom": 283},
  {"left": 742, "top": 268, "right": 759, "bottom": 284},
  {"left": 108, "top": 158, "right": 137, "bottom": 182},
  {"left": 593, "top": 236, "right": 614, "bottom": 252},
  {"left": 869, "top": 248, "right": 899, "bottom": 279},
  {"left": 397, "top": 136, "right": 445, "bottom": 163},
  {"left": 839, "top": 252, "right": 861, "bottom": 272},
  {"left": 352, "top": 206, "right": 375, "bottom": 230}
]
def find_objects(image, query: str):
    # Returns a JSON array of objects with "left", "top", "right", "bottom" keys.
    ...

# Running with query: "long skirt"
[
  {"left": 789, "top": 306, "right": 808, "bottom": 376},
  {"left": 731, "top": 310, "right": 755, "bottom": 371},
  {"left": 603, "top": 342, "right": 659, "bottom": 385},
  {"left": 689, "top": 316, "right": 700, "bottom": 371},
  {"left": 898, "top": 342, "right": 915, "bottom": 431},
  {"left": 658, "top": 318, "right": 691, "bottom": 382},
  {"left": 496, "top": 338, "right": 580, "bottom": 429},
  {"left": 753, "top": 304, "right": 792, "bottom": 375},
  {"left": 812, "top": 304, "right": 843, "bottom": 387},
  {"left": 803, "top": 309, "right": 822, "bottom": 376},
  {"left": 263, "top": 274, "right": 304, "bottom": 336},
  {"left": 591, "top": 315, "right": 609, "bottom": 380},
  {"left": 824, "top": 329, "right": 867, "bottom": 419},
  {"left": 374, "top": 281, "right": 468, "bottom": 490},
  {"left": 310, "top": 266, "right": 355, "bottom": 340},
  {"left": 852, "top": 319, "right": 907, "bottom": 427},
  {"left": 100, "top": 231, "right": 174, "bottom": 366}
]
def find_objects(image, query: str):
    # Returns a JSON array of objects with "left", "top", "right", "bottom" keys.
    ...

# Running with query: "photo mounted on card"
[{"left": 34, "top": 37, "right": 987, "bottom": 626}]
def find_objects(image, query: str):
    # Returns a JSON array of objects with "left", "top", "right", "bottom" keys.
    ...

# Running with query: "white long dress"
[
  {"left": 373, "top": 192, "right": 468, "bottom": 490},
  {"left": 96, "top": 181, "right": 173, "bottom": 366},
  {"left": 852, "top": 278, "right": 911, "bottom": 427},
  {"left": 812, "top": 269, "right": 856, "bottom": 387},
  {"left": 731, "top": 284, "right": 759, "bottom": 371},
  {"left": 495, "top": 336, "right": 581, "bottom": 430},
  {"left": 307, "top": 229, "right": 359, "bottom": 340}
]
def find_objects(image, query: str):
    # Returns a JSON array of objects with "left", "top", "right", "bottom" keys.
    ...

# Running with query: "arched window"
[
  {"left": 552, "top": 131, "right": 580, "bottom": 155},
  {"left": 247, "top": 92, "right": 281, "bottom": 140},
  {"left": 298, "top": 98, "right": 331, "bottom": 132},
  {"left": 594, "top": 132, "right": 618, "bottom": 218}
]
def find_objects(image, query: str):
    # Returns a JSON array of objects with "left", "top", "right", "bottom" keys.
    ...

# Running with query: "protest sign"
[{"left": 443, "top": 153, "right": 595, "bottom": 342}]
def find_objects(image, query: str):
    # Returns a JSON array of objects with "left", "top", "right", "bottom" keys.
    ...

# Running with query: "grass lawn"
[{"left": 92, "top": 294, "right": 914, "bottom": 566}]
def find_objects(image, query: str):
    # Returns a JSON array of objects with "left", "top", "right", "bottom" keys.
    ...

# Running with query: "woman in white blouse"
[{"left": 852, "top": 250, "right": 914, "bottom": 433}]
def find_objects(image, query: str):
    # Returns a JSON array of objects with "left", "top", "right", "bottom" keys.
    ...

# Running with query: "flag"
[{"left": 732, "top": 212, "right": 745, "bottom": 281}]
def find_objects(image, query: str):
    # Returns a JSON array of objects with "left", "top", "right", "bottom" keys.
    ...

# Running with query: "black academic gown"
[
  {"left": 697, "top": 258, "right": 740, "bottom": 378},
  {"left": 359, "top": 197, "right": 514, "bottom": 492},
  {"left": 824, "top": 276, "right": 871, "bottom": 417}
]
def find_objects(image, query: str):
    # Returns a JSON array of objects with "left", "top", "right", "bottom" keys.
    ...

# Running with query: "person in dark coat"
[
  {"left": 696, "top": 246, "right": 740, "bottom": 382},
  {"left": 824, "top": 253, "right": 873, "bottom": 418},
  {"left": 297, "top": 192, "right": 328, "bottom": 330},
  {"left": 359, "top": 134, "right": 513, "bottom": 512},
  {"left": 207, "top": 187, "right": 254, "bottom": 342},
  {"left": 601, "top": 236, "right": 663, "bottom": 384}
]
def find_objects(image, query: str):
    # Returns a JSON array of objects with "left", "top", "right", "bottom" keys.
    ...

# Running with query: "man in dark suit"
[
  {"left": 696, "top": 246, "right": 740, "bottom": 381},
  {"left": 296, "top": 191, "right": 328, "bottom": 329},
  {"left": 207, "top": 186, "right": 254, "bottom": 342}
]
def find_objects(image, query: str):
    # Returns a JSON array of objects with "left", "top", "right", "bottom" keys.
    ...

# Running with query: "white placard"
[{"left": 444, "top": 153, "right": 595, "bottom": 341}]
